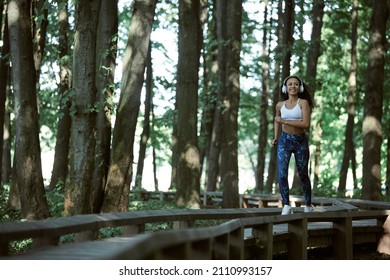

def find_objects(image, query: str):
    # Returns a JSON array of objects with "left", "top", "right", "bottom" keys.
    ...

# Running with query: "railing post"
[
  {"left": 75, "top": 230, "right": 98, "bottom": 242},
  {"left": 288, "top": 217, "right": 308, "bottom": 260},
  {"left": 213, "top": 233, "right": 229, "bottom": 259},
  {"left": 229, "top": 227, "right": 244, "bottom": 259},
  {"left": 122, "top": 224, "right": 145, "bottom": 236},
  {"left": 190, "top": 239, "right": 212, "bottom": 259},
  {"left": 173, "top": 220, "right": 193, "bottom": 230},
  {"left": 333, "top": 216, "right": 353, "bottom": 259},
  {"left": 252, "top": 222, "right": 273, "bottom": 259},
  {"left": 0, "top": 241, "right": 8, "bottom": 256},
  {"left": 32, "top": 236, "right": 60, "bottom": 250}
]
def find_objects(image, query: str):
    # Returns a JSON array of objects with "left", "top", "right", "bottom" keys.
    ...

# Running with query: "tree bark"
[
  {"left": 339, "top": 0, "right": 358, "bottom": 194},
  {"left": 48, "top": 0, "right": 71, "bottom": 191},
  {"left": 64, "top": 0, "right": 102, "bottom": 215},
  {"left": 221, "top": 0, "right": 242, "bottom": 208},
  {"left": 281, "top": 0, "right": 294, "bottom": 79},
  {"left": 199, "top": 0, "right": 215, "bottom": 190},
  {"left": 305, "top": 0, "right": 324, "bottom": 189},
  {"left": 135, "top": 43, "right": 152, "bottom": 189},
  {"left": 256, "top": 0, "right": 270, "bottom": 192},
  {"left": 0, "top": 3, "right": 9, "bottom": 184},
  {"left": 8, "top": 0, "right": 49, "bottom": 219},
  {"left": 92, "top": 0, "right": 118, "bottom": 213},
  {"left": 362, "top": 0, "right": 389, "bottom": 201},
  {"left": 207, "top": 0, "right": 226, "bottom": 192},
  {"left": 266, "top": 0, "right": 283, "bottom": 194},
  {"left": 102, "top": 0, "right": 157, "bottom": 213},
  {"left": 176, "top": 0, "right": 202, "bottom": 208},
  {"left": 32, "top": 0, "right": 48, "bottom": 85}
]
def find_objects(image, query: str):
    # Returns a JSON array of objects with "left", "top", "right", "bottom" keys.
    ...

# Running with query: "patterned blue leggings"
[{"left": 277, "top": 131, "right": 312, "bottom": 206}]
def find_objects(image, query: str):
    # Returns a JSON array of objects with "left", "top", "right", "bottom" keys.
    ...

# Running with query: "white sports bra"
[{"left": 281, "top": 99, "right": 302, "bottom": 120}]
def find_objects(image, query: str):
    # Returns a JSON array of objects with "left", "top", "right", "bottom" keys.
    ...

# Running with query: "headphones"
[{"left": 282, "top": 76, "right": 304, "bottom": 94}]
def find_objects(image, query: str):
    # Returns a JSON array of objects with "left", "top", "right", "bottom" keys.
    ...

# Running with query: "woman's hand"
[
  {"left": 271, "top": 138, "right": 278, "bottom": 146},
  {"left": 274, "top": 116, "right": 283, "bottom": 124}
]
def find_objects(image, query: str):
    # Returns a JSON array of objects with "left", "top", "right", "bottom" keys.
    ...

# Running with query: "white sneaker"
[
  {"left": 304, "top": 205, "right": 314, "bottom": 213},
  {"left": 281, "top": 205, "right": 293, "bottom": 215}
]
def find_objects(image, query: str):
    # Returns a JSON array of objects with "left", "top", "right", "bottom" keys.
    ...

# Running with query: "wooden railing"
[{"left": 1, "top": 193, "right": 389, "bottom": 260}]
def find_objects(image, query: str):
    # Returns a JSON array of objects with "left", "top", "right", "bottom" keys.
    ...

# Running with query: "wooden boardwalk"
[{"left": 1, "top": 195, "right": 389, "bottom": 260}]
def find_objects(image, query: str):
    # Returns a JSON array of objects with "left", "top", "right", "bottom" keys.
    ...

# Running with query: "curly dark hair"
[{"left": 281, "top": 76, "right": 314, "bottom": 109}]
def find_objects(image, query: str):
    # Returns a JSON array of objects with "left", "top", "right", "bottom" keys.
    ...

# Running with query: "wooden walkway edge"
[{"left": 1, "top": 201, "right": 389, "bottom": 260}]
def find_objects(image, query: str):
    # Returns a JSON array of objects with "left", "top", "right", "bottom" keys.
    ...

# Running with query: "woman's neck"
[{"left": 287, "top": 96, "right": 299, "bottom": 103}]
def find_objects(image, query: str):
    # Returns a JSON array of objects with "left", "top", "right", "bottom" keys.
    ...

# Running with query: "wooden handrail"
[
  {"left": 131, "top": 191, "right": 390, "bottom": 210},
  {"left": 1, "top": 206, "right": 389, "bottom": 259}
]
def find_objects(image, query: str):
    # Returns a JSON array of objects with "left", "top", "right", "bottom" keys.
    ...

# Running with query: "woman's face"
[{"left": 286, "top": 77, "right": 300, "bottom": 95}]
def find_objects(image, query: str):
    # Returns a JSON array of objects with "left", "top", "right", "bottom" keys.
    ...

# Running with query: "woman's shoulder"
[
  {"left": 299, "top": 99, "right": 309, "bottom": 106},
  {"left": 276, "top": 101, "right": 284, "bottom": 109}
]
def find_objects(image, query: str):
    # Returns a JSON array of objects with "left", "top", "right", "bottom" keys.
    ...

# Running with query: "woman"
[{"left": 271, "top": 75, "right": 314, "bottom": 215}]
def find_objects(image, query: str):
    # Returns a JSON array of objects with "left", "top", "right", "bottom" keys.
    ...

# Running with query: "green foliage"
[
  {"left": 9, "top": 239, "right": 32, "bottom": 255},
  {"left": 128, "top": 199, "right": 174, "bottom": 232},
  {"left": 46, "top": 181, "right": 66, "bottom": 217},
  {"left": 99, "top": 227, "right": 123, "bottom": 239},
  {"left": 128, "top": 198, "right": 179, "bottom": 212},
  {"left": 0, "top": 184, "right": 22, "bottom": 223}
]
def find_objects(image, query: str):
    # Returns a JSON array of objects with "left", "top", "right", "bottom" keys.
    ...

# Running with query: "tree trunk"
[
  {"left": 135, "top": 43, "right": 152, "bottom": 189},
  {"left": 92, "top": 0, "right": 118, "bottom": 213},
  {"left": 64, "top": 0, "right": 102, "bottom": 215},
  {"left": 176, "top": 0, "right": 202, "bottom": 208},
  {"left": 339, "top": 0, "right": 358, "bottom": 195},
  {"left": 207, "top": 0, "right": 226, "bottom": 192},
  {"left": 199, "top": 0, "right": 215, "bottom": 191},
  {"left": 305, "top": 0, "right": 324, "bottom": 190},
  {"left": 2, "top": 79, "right": 11, "bottom": 185},
  {"left": 32, "top": 0, "right": 48, "bottom": 85},
  {"left": 151, "top": 104, "right": 159, "bottom": 191},
  {"left": 281, "top": 0, "right": 294, "bottom": 79},
  {"left": 8, "top": 0, "right": 49, "bottom": 220},
  {"left": 265, "top": 0, "right": 283, "bottom": 194},
  {"left": 102, "top": 0, "right": 157, "bottom": 213},
  {"left": 221, "top": 0, "right": 242, "bottom": 208},
  {"left": 48, "top": 0, "right": 71, "bottom": 191},
  {"left": 256, "top": 0, "right": 270, "bottom": 192},
  {"left": 362, "top": 1, "right": 389, "bottom": 201},
  {"left": 0, "top": 4, "right": 9, "bottom": 184}
]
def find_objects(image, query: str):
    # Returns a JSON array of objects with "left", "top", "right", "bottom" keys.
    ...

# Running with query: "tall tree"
[
  {"left": 199, "top": 0, "right": 215, "bottom": 191},
  {"left": 0, "top": 3, "right": 9, "bottom": 184},
  {"left": 8, "top": 0, "right": 49, "bottom": 219},
  {"left": 305, "top": 0, "right": 324, "bottom": 90},
  {"left": 281, "top": 0, "right": 294, "bottom": 79},
  {"left": 256, "top": 0, "right": 270, "bottom": 192},
  {"left": 362, "top": 0, "right": 389, "bottom": 201},
  {"left": 266, "top": 0, "right": 283, "bottom": 193},
  {"left": 220, "top": 0, "right": 242, "bottom": 208},
  {"left": 92, "top": 0, "right": 118, "bottom": 213},
  {"left": 135, "top": 43, "right": 152, "bottom": 190},
  {"left": 101, "top": 0, "right": 157, "bottom": 213},
  {"left": 207, "top": 0, "right": 227, "bottom": 193},
  {"left": 32, "top": 0, "right": 48, "bottom": 86},
  {"left": 176, "top": 0, "right": 202, "bottom": 208},
  {"left": 338, "top": 0, "right": 358, "bottom": 194},
  {"left": 64, "top": 0, "right": 102, "bottom": 215},
  {"left": 305, "top": 0, "right": 324, "bottom": 189},
  {"left": 48, "top": 0, "right": 71, "bottom": 191}
]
